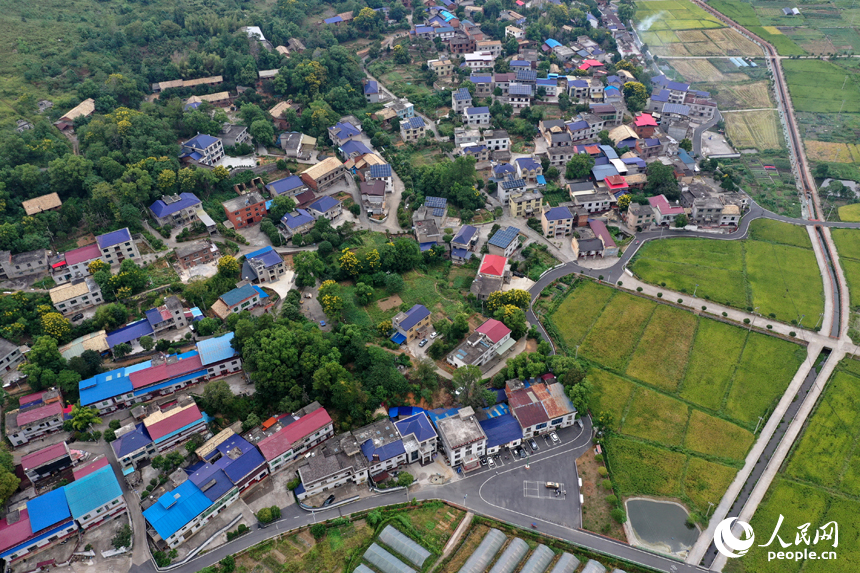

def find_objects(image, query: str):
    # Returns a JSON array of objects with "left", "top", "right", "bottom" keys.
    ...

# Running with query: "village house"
[
  {"left": 360, "top": 180, "right": 387, "bottom": 216},
  {"left": 366, "top": 163, "right": 394, "bottom": 193},
  {"left": 451, "top": 87, "right": 473, "bottom": 113},
  {"left": 363, "top": 80, "right": 380, "bottom": 104},
  {"left": 649, "top": 194, "right": 685, "bottom": 225},
  {"left": 541, "top": 206, "right": 575, "bottom": 238},
  {"left": 515, "top": 157, "right": 542, "bottom": 183},
  {"left": 308, "top": 196, "right": 343, "bottom": 221},
  {"left": 258, "top": 406, "right": 335, "bottom": 474},
  {"left": 179, "top": 134, "right": 224, "bottom": 166},
  {"left": 464, "top": 106, "right": 491, "bottom": 126},
  {"left": 506, "top": 83, "right": 533, "bottom": 109},
  {"left": 241, "top": 246, "right": 286, "bottom": 283},
  {"left": 428, "top": 59, "right": 454, "bottom": 77},
  {"left": 506, "top": 379, "right": 577, "bottom": 438},
  {"left": 218, "top": 123, "right": 252, "bottom": 148},
  {"left": 22, "top": 193, "right": 62, "bottom": 216},
  {"left": 150, "top": 193, "right": 202, "bottom": 228},
  {"left": 435, "top": 407, "right": 487, "bottom": 471},
  {"left": 55, "top": 98, "right": 95, "bottom": 131},
  {"left": 569, "top": 183, "right": 612, "bottom": 214},
  {"left": 300, "top": 157, "right": 348, "bottom": 192},
  {"left": 223, "top": 192, "right": 267, "bottom": 229},
  {"left": 505, "top": 25, "right": 524, "bottom": 39},
  {"left": 509, "top": 189, "right": 543, "bottom": 218},
  {"left": 210, "top": 283, "right": 269, "bottom": 320},
  {"left": 269, "top": 101, "right": 301, "bottom": 130},
  {"left": 281, "top": 209, "right": 316, "bottom": 237},
  {"left": 625, "top": 202, "right": 653, "bottom": 229},
  {"left": 447, "top": 319, "right": 514, "bottom": 369},
  {"left": 476, "top": 39, "right": 503, "bottom": 58},
  {"left": 49, "top": 277, "right": 103, "bottom": 315},
  {"left": 470, "top": 253, "right": 511, "bottom": 301},
  {"left": 327, "top": 121, "right": 362, "bottom": 147},
  {"left": 5, "top": 389, "right": 65, "bottom": 447},
  {"left": 487, "top": 226, "right": 521, "bottom": 257},
  {"left": 469, "top": 75, "right": 493, "bottom": 97},
  {"left": 267, "top": 175, "right": 307, "bottom": 198},
  {"left": 451, "top": 224, "right": 478, "bottom": 263},
  {"left": 294, "top": 432, "right": 369, "bottom": 501},
  {"left": 391, "top": 304, "right": 432, "bottom": 344},
  {"left": 21, "top": 442, "right": 73, "bottom": 486},
  {"left": 463, "top": 52, "right": 494, "bottom": 70},
  {"left": 175, "top": 240, "right": 218, "bottom": 270},
  {"left": 0, "top": 337, "right": 24, "bottom": 373},
  {"left": 0, "top": 249, "right": 48, "bottom": 280},
  {"left": 400, "top": 117, "right": 427, "bottom": 142},
  {"left": 145, "top": 295, "right": 187, "bottom": 335}
]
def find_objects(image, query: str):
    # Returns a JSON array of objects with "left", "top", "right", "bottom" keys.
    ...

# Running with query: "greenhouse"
[
  {"left": 354, "top": 566, "right": 376, "bottom": 573},
  {"left": 457, "top": 529, "right": 507, "bottom": 573},
  {"left": 580, "top": 559, "right": 607, "bottom": 573},
  {"left": 549, "top": 553, "right": 581, "bottom": 573},
  {"left": 488, "top": 538, "right": 529, "bottom": 573},
  {"left": 364, "top": 542, "right": 416, "bottom": 573},
  {"left": 378, "top": 525, "right": 431, "bottom": 567},
  {"left": 519, "top": 544, "right": 555, "bottom": 573}
]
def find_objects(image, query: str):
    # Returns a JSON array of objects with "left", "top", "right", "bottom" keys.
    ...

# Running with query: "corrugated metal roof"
[
  {"left": 196, "top": 333, "right": 237, "bottom": 366},
  {"left": 258, "top": 408, "right": 332, "bottom": 461},
  {"left": 96, "top": 228, "right": 132, "bottom": 249},
  {"left": 21, "top": 442, "right": 68, "bottom": 471},
  {"left": 27, "top": 488, "right": 71, "bottom": 533},
  {"left": 144, "top": 481, "right": 213, "bottom": 540},
  {"left": 64, "top": 465, "right": 122, "bottom": 519},
  {"left": 111, "top": 423, "right": 153, "bottom": 457}
]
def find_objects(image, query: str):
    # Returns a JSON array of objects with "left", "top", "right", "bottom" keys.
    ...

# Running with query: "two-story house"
[
  {"left": 5, "top": 389, "right": 65, "bottom": 447},
  {"left": 487, "top": 226, "right": 520, "bottom": 257},
  {"left": 308, "top": 196, "right": 343, "bottom": 221},
  {"left": 281, "top": 209, "right": 316, "bottom": 237},
  {"left": 451, "top": 88, "right": 473, "bottom": 113},
  {"left": 97, "top": 228, "right": 140, "bottom": 264},
  {"left": 649, "top": 194, "right": 686, "bottom": 225},
  {"left": 210, "top": 283, "right": 269, "bottom": 320},
  {"left": 446, "top": 319, "right": 513, "bottom": 368},
  {"left": 241, "top": 246, "right": 286, "bottom": 283},
  {"left": 506, "top": 379, "right": 577, "bottom": 438},
  {"left": 363, "top": 80, "right": 380, "bottom": 104},
  {"left": 0, "top": 337, "right": 24, "bottom": 373},
  {"left": 144, "top": 295, "right": 187, "bottom": 335},
  {"left": 400, "top": 117, "right": 426, "bottom": 142},
  {"left": 391, "top": 304, "right": 431, "bottom": 344},
  {"left": 394, "top": 413, "right": 437, "bottom": 465},
  {"left": 49, "top": 277, "right": 103, "bottom": 315},
  {"left": 463, "top": 106, "right": 491, "bottom": 126},
  {"left": 435, "top": 407, "right": 486, "bottom": 471},
  {"left": 451, "top": 224, "right": 478, "bottom": 264},
  {"left": 300, "top": 157, "right": 347, "bottom": 192},
  {"left": 625, "top": 202, "right": 653, "bottom": 230},
  {"left": 175, "top": 240, "right": 218, "bottom": 270},
  {"left": 266, "top": 175, "right": 307, "bottom": 197},
  {"left": 258, "top": 407, "right": 335, "bottom": 474}
]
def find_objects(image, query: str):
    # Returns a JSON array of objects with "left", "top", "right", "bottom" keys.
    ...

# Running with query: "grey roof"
[
  {"left": 662, "top": 103, "right": 690, "bottom": 115},
  {"left": 501, "top": 178, "right": 526, "bottom": 190},
  {"left": 549, "top": 553, "right": 581, "bottom": 573},
  {"left": 508, "top": 84, "right": 533, "bottom": 96},
  {"left": 488, "top": 538, "right": 529, "bottom": 573},
  {"left": 378, "top": 526, "right": 431, "bottom": 567},
  {"left": 516, "top": 69, "right": 537, "bottom": 82},
  {"left": 488, "top": 226, "right": 519, "bottom": 248},
  {"left": 364, "top": 543, "right": 416, "bottom": 573},
  {"left": 457, "top": 529, "right": 506, "bottom": 573},
  {"left": 520, "top": 545, "right": 555, "bottom": 573},
  {"left": 223, "top": 191, "right": 265, "bottom": 211},
  {"left": 454, "top": 87, "right": 472, "bottom": 101},
  {"left": 175, "top": 240, "right": 212, "bottom": 259},
  {"left": 0, "top": 337, "right": 17, "bottom": 357}
]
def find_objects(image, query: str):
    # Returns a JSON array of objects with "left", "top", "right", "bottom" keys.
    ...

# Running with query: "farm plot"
[
  {"left": 748, "top": 218, "right": 810, "bottom": 249},
  {"left": 804, "top": 139, "right": 860, "bottom": 163},
  {"left": 723, "top": 110, "right": 783, "bottom": 150},
  {"left": 832, "top": 228, "right": 860, "bottom": 310},
  {"left": 679, "top": 319, "right": 748, "bottom": 410},
  {"left": 635, "top": 0, "right": 724, "bottom": 30},
  {"left": 551, "top": 280, "right": 615, "bottom": 347},
  {"left": 625, "top": 305, "right": 698, "bottom": 392},
  {"left": 704, "top": 28, "right": 764, "bottom": 55},
  {"left": 684, "top": 410, "right": 755, "bottom": 460},
  {"left": 589, "top": 368, "right": 636, "bottom": 430},
  {"left": 704, "top": 81, "right": 773, "bottom": 110},
  {"left": 669, "top": 59, "right": 742, "bottom": 83},
  {"left": 631, "top": 220, "right": 823, "bottom": 322},
  {"left": 622, "top": 386, "right": 690, "bottom": 447},
  {"left": 724, "top": 332, "right": 806, "bottom": 425},
  {"left": 784, "top": 59, "right": 860, "bottom": 113},
  {"left": 683, "top": 458, "right": 739, "bottom": 510},
  {"left": 578, "top": 292, "right": 655, "bottom": 370}
]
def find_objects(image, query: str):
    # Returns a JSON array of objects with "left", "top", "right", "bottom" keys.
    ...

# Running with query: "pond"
[{"left": 626, "top": 498, "right": 700, "bottom": 556}]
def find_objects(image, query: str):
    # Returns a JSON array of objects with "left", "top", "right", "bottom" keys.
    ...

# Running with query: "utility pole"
[
  {"left": 754, "top": 415, "right": 765, "bottom": 435},
  {"left": 694, "top": 283, "right": 699, "bottom": 298}
]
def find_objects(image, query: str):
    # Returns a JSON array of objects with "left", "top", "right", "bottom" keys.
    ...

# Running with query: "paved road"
[
  {"left": 125, "top": 419, "right": 708, "bottom": 573},
  {"left": 693, "top": 110, "right": 722, "bottom": 157}
]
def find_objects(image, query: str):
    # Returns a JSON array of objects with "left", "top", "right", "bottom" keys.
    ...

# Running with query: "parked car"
[
  {"left": 550, "top": 432, "right": 560, "bottom": 443},
  {"left": 488, "top": 457, "right": 495, "bottom": 468},
  {"left": 320, "top": 320, "right": 326, "bottom": 327},
  {"left": 71, "top": 313, "right": 84, "bottom": 322},
  {"left": 305, "top": 293, "right": 312, "bottom": 298},
  {"left": 480, "top": 456, "right": 487, "bottom": 466},
  {"left": 512, "top": 271, "right": 525, "bottom": 278},
  {"left": 323, "top": 495, "right": 336, "bottom": 507},
  {"left": 545, "top": 482, "right": 561, "bottom": 489},
  {"left": 430, "top": 332, "right": 438, "bottom": 339},
  {"left": 418, "top": 338, "right": 428, "bottom": 347},
  {"left": 529, "top": 439, "right": 538, "bottom": 451}
]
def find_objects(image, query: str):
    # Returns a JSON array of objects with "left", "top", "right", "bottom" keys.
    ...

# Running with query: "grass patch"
[
  {"left": 784, "top": 59, "right": 860, "bottom": 113},
  {"left": 589, "top": 368, "right": 635, "bottom": 431},
  {"left": 606, "top": 436, "right": 686, "bottom": 497},
  {"left": 723, "top": 110, "right": 783, "bottom": 150},
  {"left": 831, "top": 228, "right": 860, "bottom": 309},
  {"left": 684, "top": 410, "right": 754, "bottom": 461},
  {"left": 748, "top": 218, "right": 811, "bottom": 249},
  {"left": 625, "top": 305, "right": 698, "bottom": 392},
  {"left": 745, "top": 241, "right": 823, "bottom": 322},
  {"left": 683, "top": 457, "right": 739, "bottom": 510},
  {"left": 724, "top": 332, "right": 806, "bottom": 426},
  {"left": 579, "top": 292, "right": 655, "bottom": 370},
  {"left": 679, "top": 319, "right": 747, "bottom": 410},
  {"left": 622, "top": 387, "right": 690, "bottom": 447}
]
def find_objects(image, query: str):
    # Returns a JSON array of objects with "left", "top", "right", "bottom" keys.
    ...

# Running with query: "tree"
[
  {"left": 622, "top": 81, "right": 648, "bottom": 112},
  {"left": 242, "top": 413, "right": 260, "bottom": 432},
  {"left": 88, "top": 259, "right": 109, "bottom": 275},
  {"left": 354, "top": 282, "right": 374, "bottom": 306},
  {"left": 70, "top": 404, "right": 102, "bottom": 431},
  {"left": 218, "top": 255, "right": 240, "bottom": 276},
  {"left": 249, "top": 120, "right": 275, "bottom": 146},
  {"left": 41, "top": 312, "right": 71, "bottom": 340},
  {"left": 26, "top": 336, "right": 66, "bottom": 372},
  {"left": 598, "top": 130, "right": 612, "bottom": 146},
  {"left": 112, "top": 524, "right": 132, "bottom": 550},
  {"left": 311, "top": 523, "right": 327, "bottom": 539},
  {"left": 385, "top": 273, "right": 405, "bottom": 293},
  {"left": 269, "top": 195, "right": 297, "bottom": 222},
  {"left": 393, "top": 44, "right": 410, "bottom": 64},
  {"left": 338, "top": 248, "right": 361, "bottom": 276},
  {"left": 617, "top": 194, "right": 631, "bottom": 210},
  {"left": 679, "top": 138, "right": 693, "bottom": 152},
  {"left": 397, "top": 472, "right": 414, "bottom": 487},
  {"left": 644, "top": 161, "right": 680, "bottom": 200},
  {"left": 203, "top": 379, "right": 234, "bottom": 414},
  {"left": 113, "top": 343, "right": 132, "bottom": 358},
  {"left": 140, "top": 335, "right": 154, "bottom": 351},
  {"left": 294, "top": 251, "right": 325, "bottom": 287},
  {"left": 565, "top": 153, "right": 595, "bottom": 180},
  {"left": 452, "top": 365, "right": 494, "bottom": 409},
  {"left": 0, "top": 445, "right": 20, "bottom": 506},
  {"left": 377, "top": 320, "right": 392, "bottom": 337},
  {"left": 567, "top": 379, "right": 593, "bottom": 414},
  {"left": 675, "top": 213, "right": 689, "bottom": 227}
]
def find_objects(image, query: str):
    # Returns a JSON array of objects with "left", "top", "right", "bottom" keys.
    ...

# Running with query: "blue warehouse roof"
[
  {"left": 196, "top": 332, "right": 237, "bottom": 366},
  {"left": 266, "top": 175, "right": 305, "bottom": 196},
  {"left": 106, "top": 319, "right": 154, "bottom": 349},
  {"left": 479, "top": 414, "right": 523, "bottom": 450},
  {"left": 27, "top": 488, "right": 72, "bottom": 533},
  {"left": 111, "top": 423, "right": 153, "bottom": 457},
  {"left": 203, "top": 433, "right": 266, "bottom": 484},
  {"left": 187, "top": 464, "right": 235, "bottom": 503}
]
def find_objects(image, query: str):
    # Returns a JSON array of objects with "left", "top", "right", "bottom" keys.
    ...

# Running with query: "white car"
[
  {"left": 430, "top": 332, "right": 438, "bottom": 339},
  {"left": 488, "top": 457, "right": 495, "bottom": 468},
  {"left": 550, "top": 432, "right": 560, "bottom": 443}
]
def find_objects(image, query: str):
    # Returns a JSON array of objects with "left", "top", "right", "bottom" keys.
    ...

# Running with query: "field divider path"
[
  {"left": 708, "top": 347, "right": 847, "bottom": 572},
  {"left": 687, "top": 341, "right": 822, "bottom": 566}
]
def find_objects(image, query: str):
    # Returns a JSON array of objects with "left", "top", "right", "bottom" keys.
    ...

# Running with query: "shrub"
[
  {"left": 677, "top": 298, "right": 683, "bottom": 304},
  {"left": 657, "top": 293, "right": 662, "bottom": 298},
  {"left": 702, "top": 306, "right": 707, "bottom": 311},
  {"left": 743, "top": 318, "right": 750, "bottom": 324},
  {"left": 636, "top": 287, "right": 643, "bottom": 292},
  {"left": 722, "top": 312, "right": 728, "bottom": 317},
  {"left": 617, "top": 281, "right": 622, "bottom": 286},
  {"left": 257, "top": 507, "right": 273, "bottom": 523},
  {"left": 767, "top": 325, "right": 773, "bottom": 330},
  {"left": 611, "top": 508, "right": 628, "bottom": 523},
  {"left": 112, "top": 524, "right": 132, "bottom": 549},
  {"left": 109, "top": 419, "right": 121, "bottom": 430},
  {"left": 605, "top": 495, "right": 618, "bottom": 505},
  {"left": 660, "top": 282, "right": 666, "bottom": 287},
  {"left": 602, "top": 479, "right": 613, "bottom": 489},
  {"left": 269, "top": 505, "right": 281, "bottom": 520},
  {"left": 310, "top": 523, "right": 327, "bottom": 539},
  {"left": 597, "top": 467, "right": 608, "bottom": 477},
  {"left": 593, "top": 454, "right": 603, "bottom": 463},
  {"left": 790, "top": 331, "right": 796, "bottom": 337},
  {"left": 287, "top": 478, "right": 301, "bottom": 490},
  {"left": 85, "top": 544, "right": 93, "bottom": 552}
]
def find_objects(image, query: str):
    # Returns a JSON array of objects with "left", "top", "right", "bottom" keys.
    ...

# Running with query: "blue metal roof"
[
  {"left": 267, "top": 176, "right": 305, "bottom": 196},
  {"left": 414, "top": 25, "right": 434, "bottom": 34},
  {"left": 493, "top": 163, "right": 516, "bottom": 177},
  {"left": 196, "top": 332, "right": 237, "bottom": 366},
  {"left": 510, "top": 60, "right": 530, "bottom": 67},
  {"left": 96, "top": 228, "right": 132, "bottom": 249},
  {"left": 145, "top": 308, "right": 165, "bottom": 328},
  {"left": 465, "top": 106, "right": 489, "bottom": 115},
  {"left": 252, "top": 285, "right": 268, "bottom": 300},
  {"left": 203, "top": 433, "right": 265, "bottom": 485},
  {"left": 64, "top": 466, "right": 123, "bottom": 519},
  {"left": 144, "top": 481, "right": 213, "bottom": 541},
  {"left": 599, "top": 145, "right": 618, "bottom": 160},
  {"left": 623, "top": 157, "right": 647, "bottom": 167},
  {"left": 324, "top": 16, "right": 342, "bottom": 24},
  {"left": 309, "top": 195, "right": 340, "bottom": 213},
  {"left": 220, "top": 283, "right": 259, "bottom": 307},
  {"left": 567, "top": 120, "right": 588, "bottom": 131},
  {"left": 469, "top": 75, "right": 492, "bottom": 84},
  {"left": 536, "top": 175, "right": 547, "bottom": 185},
  {"left": 341, "top": 140, "right": 372, "bottom": 156},
  {"left": 390, "top": 332, "right": 406, "bottom": 344},
  {"left": 150, "top": 193, "right": 201, "bottom": 218},
  {"left": 364, "top": 81, "right": 378, "bottom": 95},
  {"left": 570, "top": 79, "right": 588, "bottom": 88},
  {"left": 282, "top": 209, "right": 315, "bottom": 229},
  {"left": 330, "top": 122, "right": 360, "bottom": 139},
  {"left": 489, "top": 226, "right": 519, "bottom": 248},
  {"left": 536, "top": 78, "right": 557, "bottom": 87},
  {"left": 106, "top": 319, "right": 154, "bottom": 348},
  {"left": 419, "top": 242, "right": 436, "bottom": 252},
  {"left": 594, "top": 157, "right": 609, "bottom": 166},
  {"left": 544, "top": 207, "right": 573, "bottom": 221},
  {"left": 650, "top": 89, "right": 670, "bottom": 103},
  {"left": 509, "top": 84, "right": 532, "bottom": 96},
  {"left": 452, "top": 225, "right": 477, "bottom": 245},
  {"left": 591, "top": 164, "right": 619, "bottom": 181},
  {"left": 479, "top": 414, "right": 523, "bottom": 450},
  {"left": 360, "top": 437, "right": 405, "bottom": 463},
  {"left": 184, "top": 133, "right": 219, "bottom": 149},
  {"left": 27, "top": 488, "right": 71, "bottom": 533},
  {"left": 545, "top": 39, "right": 561, "bottom": 48},
  {"left": 398, "top": 304, "right": 430, "bottom": 332},
  {"left": 188, "top": 463, "right": 235, "bottom": 502},
  {"left": 516, "top": 157, "right": 540, "bottom": 171},
  {"left": 678, "top": 148, "right": 694, "bottom": 165},
  {"left": 369, "top": 163, "right": 392, "bottom": 178},
  {"left": 451, "top": 248, "right": 471, "bottom": 260},
  {"left": 246, "top": 246, "right": 283, "bottom": 268},
  {"left": 395, "top": 413, "right": 437, "bottom": 443},
  {"left": 111, "top": 423, "right": 153, "bottom": 457},
  {"left": 516, "top": 69, "right": 537, "bottom": 82}
]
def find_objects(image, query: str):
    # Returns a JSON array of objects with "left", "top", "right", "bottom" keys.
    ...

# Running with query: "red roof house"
[
  {"left": 129, "top": 354, "right": 204, "bottom": 390},
  {"left": 72, "top": 456, "right": 109, "bottom": 480},
  {"left": 633, "top": 113, "right": 658, "bottom": 138},
  {"left": 21, "top": 443, "right": 68, "bottom": 473},
  {"left": 604, "top": 175, "right": 628, "bottom": 194},
  {"left": 478, "top": 254, "right": 508, "bottom": 277},
  {"left": 143, "top": 403, "right": 204, "bottom": 442},
  {"left": 258, "top": 408, "right": 333, "bottom": 461},
  {"left": 475, "top": 319, "right": 511, "bottom": 344}
]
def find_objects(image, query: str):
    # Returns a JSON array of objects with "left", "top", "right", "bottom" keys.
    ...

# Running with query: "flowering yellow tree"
[
  {"left": 41, "top": 312, "right": 71, "bottom": 340},
  {"left": 377, "top": 320, "right": 392, "bottom": 337},
  {"left": 88, "top": 259, "right": 109, "bottom": 275},
  {"left": 157, "top": 170, "right": 177, "bottom": 193},
  {"left": 617, "top": 194, "right": 631, "bottom": 210},
  {"left": 320, "top": 294, "right": 343, "bottom": 317},
  {"left": 213, "top": 166, "right": 230, "bottom": 180},
  {"left": 365, "top": 249, "right": 380, "bottom": 271},
  {"left": 339, "top": 248, "right": 361, "bottom": 276},
  {"left": 218, "top": 255, "right": 239, "bottom": 276}
]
